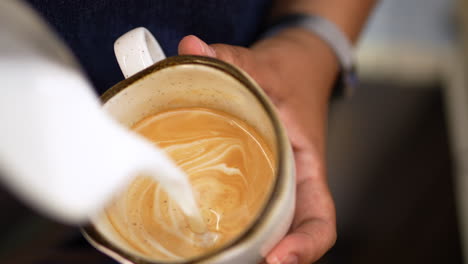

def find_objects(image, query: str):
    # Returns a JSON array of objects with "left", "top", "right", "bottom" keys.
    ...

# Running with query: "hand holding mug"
[{"left": 178, "top": 33, "right": 337, "bottom": 264}]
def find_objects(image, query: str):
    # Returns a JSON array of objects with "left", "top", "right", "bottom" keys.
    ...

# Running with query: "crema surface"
[{"left": 104, "top": 107, "right": 275, "bottom": 260}]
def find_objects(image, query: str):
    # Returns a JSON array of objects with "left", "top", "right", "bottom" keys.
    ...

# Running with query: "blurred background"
[
  {"left": 325, "top": 0, "right": 465, "bottom": 263},
  {"left": 0, "top": 0, "right": 467, "bottom": 263}
]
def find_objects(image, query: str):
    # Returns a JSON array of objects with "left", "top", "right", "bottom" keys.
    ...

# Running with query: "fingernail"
[
  {"left": 281, "top": 255, "right": 298, "bottom": 264},
  {"left": 196, "top": 37, "right": 216, "bottom": 57}
]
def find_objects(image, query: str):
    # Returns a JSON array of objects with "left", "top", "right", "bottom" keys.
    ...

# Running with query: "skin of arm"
[{"left": 178, "top": 1, "right": 376, "bottom": 263}]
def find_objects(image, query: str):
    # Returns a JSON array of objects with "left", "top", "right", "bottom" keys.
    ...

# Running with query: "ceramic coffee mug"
[{"left": 82, "top": 28, "right": 296, "bottom": 264}]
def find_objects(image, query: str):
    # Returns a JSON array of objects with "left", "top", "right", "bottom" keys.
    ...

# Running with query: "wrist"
[{"left": 252, "top": 27, "right": 339, "bottom": 103}]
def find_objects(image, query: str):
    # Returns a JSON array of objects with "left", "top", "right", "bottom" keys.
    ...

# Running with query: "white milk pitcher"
[{"left": 0, "top": 0, "right": 201, "bottom": 225}]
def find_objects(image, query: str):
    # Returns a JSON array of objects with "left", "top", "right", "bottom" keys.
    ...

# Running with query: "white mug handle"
[{"left": 114, "top": 27, "right": 166, "bottom": 79}]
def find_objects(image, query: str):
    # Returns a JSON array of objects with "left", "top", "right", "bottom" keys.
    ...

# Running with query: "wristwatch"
[{"left": 261, "top": 14, "right": 358, "bottom": 98}]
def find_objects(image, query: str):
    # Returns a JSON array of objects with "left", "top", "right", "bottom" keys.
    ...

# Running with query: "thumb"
[
  {"left": 178, "top": 35, "right": 217, "bottom": 57},
  {"left": 178, "top": 35, "right": 262, "bottom": 81}
]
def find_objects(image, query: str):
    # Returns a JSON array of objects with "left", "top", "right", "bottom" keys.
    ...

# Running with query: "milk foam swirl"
[{"left": 104, "top": 108, "right": 275, "bottom": 260}]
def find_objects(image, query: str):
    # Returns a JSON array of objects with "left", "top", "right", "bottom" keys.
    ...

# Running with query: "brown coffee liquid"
[{"left": 104, "top": 107, "right": 275, "bottom": 261}]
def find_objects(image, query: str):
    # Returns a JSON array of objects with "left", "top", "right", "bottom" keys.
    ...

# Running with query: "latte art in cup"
[{"left": 103, "top": 107, "right": 276, "bottom": 261}]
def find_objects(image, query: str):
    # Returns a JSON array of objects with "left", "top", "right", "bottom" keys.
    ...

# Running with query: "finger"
[
  {"left": 178, "top": 35, "right": 216, "bottom": 57},
  {"left": 266, "top": 219, "right": 336, "bottom": 264},
  {"left": 178, "top": 35, "right": 277, "bottom": 95},
  {"left": 178, "top": 35, "right": 256, "bottom": 72},
  {"left": 266, "top": 175, "right": 336, "bottom": 264}
]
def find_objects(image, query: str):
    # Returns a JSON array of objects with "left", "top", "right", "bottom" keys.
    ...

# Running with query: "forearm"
[
  {"left": 255, "top": 0, "right": 377, "bottom": 95},
  {"left": 270, "top": 0, "right": 377, "bottom": 43},
  {"left": 250, "top": 0, "right": 376, "bottom": 151}
]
